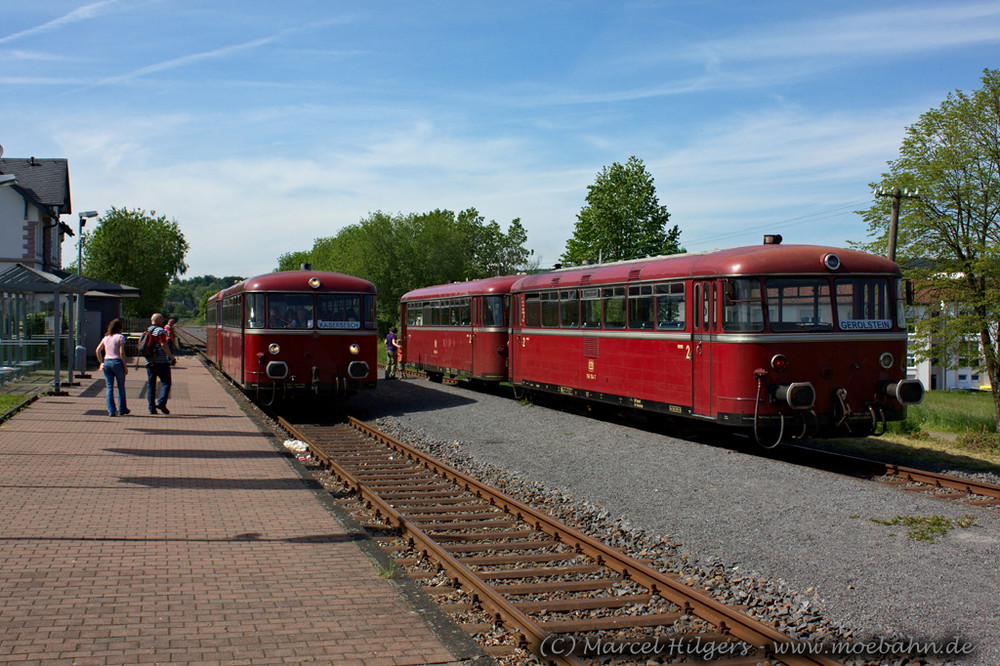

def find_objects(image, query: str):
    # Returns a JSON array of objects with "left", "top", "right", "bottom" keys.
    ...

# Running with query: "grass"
[
  {"left": 0, "top": 393, "right": 31, "bottom": 414},
  {"left": 890, "top": 390, "right": 997, "bottom": 435},
  {"left": 869, "top": 514, "right": 978, "bottom": 543}
]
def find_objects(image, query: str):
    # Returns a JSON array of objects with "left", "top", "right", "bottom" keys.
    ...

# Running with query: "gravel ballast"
[{"left": 349, "top": 378, "right": 999, "bottom": 665}]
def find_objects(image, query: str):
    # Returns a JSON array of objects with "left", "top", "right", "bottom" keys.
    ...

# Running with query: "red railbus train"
[
  {"left": 400, "top": 275, "right": 520, "bottom": 383},
  {"left": 401, "top": 241, "right": 924, "bottom": 445},
  {"left": 206, "top": 270, "right": 377, "bottom": 400}
]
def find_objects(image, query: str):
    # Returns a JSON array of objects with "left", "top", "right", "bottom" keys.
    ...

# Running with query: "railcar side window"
[
  {"left": 483, "top": 295, "right": 507, "bottom": 327},
  {"left": 316, "top": 294, "right": 362, "bottom": 329},
  {"left": 268, "top": 294, "right": 314, "bottom": 329},
  {"left": 722, "top": 279, "right": 763, "bottom": 332},
  {"left": 835, "top": 278, "right": 892, "bottom": 330},
  {"left": 655, "top": 282, "right": 685, "bottom": 330},
  {"left": 603, "top": 286, "right": 626, "bottom": 329},
  {"left": 246, "top": 294, "right": 266, "bottom": 329},
  {"left": 581, "top": 288, "right": 601, "bottom": 328},
  {"left": 541, "top": 291, "right": 559, "bottom": 328},
  {"left": 459, "top": 298, "right": 471, "bottom": 326},
  {"left": 765, "top": 279, "right": 832, "bottom": 332},
  {"left": 524, "top": 293, "right": 541, "bottom": 328},
  {"left": 559, "top": 290, "right": 579, "bottom": 328},
  {"left": 628, "top": 285, "right": 654, "bottom": 330}
]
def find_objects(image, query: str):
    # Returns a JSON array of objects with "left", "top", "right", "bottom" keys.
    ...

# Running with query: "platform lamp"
[
  {"left": 0, "top": 174, "right": 16, "bottom": 186},
  {"left": 76, "top": 211, "right": 98, "bottom": 378}
]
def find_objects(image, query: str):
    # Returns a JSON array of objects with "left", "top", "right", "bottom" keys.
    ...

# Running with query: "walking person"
[
  {"left": 138, "top": 313, "right": 177, "bottom": 414},
  {"left": 95, "top": 318, "right": 130, "bottom": 417},
  {"left": 385, "top": 326, "right": 399, "bottom": 379},
  {"left": 164, "top": 317, "right": 177, "bottom": 355}
]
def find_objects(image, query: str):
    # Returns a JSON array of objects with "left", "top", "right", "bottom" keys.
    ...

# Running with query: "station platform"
[{"left": 0, "top": 356, "right": 485, "bottom": 665}]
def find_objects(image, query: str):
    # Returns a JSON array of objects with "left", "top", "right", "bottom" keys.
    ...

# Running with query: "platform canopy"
[
  {"left": 0, "top": 263, "right": 89, "bottom": 394},
  {"left": 0, "top": 263, "right": 90, "bottom": 295}
]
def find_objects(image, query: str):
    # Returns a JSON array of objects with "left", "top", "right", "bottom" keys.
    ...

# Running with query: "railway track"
[
  {"left": 786, "top": 444, "right": 1000, "bottom": 508},
  {"left": 279, "top": 415, "right": 838, "bottom": 666},
  {"left": 392, "top": 368, "right": 1000, "bottom": 511}
]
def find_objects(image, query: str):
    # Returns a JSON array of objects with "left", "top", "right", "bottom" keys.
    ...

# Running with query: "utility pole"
[{"left": 874, "top": 186, "right": 920, "bottom": 262}]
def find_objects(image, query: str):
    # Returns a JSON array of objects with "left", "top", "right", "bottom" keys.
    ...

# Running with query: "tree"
[
  {"left": 276, "top": 207, "right": 534, "bottom": 333},
  {"left": 562, "top": 156, "right": 682, "bottom": 265},
  {"left": 856, "top": 68, "right": 1000, "bottom": 431},
  {"left": 83, "top": 207, "right": 189, "bottom": 317}
]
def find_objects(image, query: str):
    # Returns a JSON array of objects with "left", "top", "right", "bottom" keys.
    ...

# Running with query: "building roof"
[
  {"left": 49, "top": 269, "right": 142, "bottom": 299},
  {"left": 0, "top": 157, "right": 73, "bottom": 229},
  {"left": 0, "top": 263, "right": 89, "bottom": 294}
]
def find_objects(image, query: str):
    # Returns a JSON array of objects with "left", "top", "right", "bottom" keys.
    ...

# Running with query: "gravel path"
[{"left": 349, "top": 378, "right": 999, "bottom": 665}]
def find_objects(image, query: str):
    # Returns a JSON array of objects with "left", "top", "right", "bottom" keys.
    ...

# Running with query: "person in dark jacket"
[{"left": 137, "top": 313, "right": 177, "bottom": 414}]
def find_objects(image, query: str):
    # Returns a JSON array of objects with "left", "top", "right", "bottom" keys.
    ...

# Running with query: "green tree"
[
  {"left": 83, "top": 207, "right": 189, "bottom": 317},
  {"left": 562, "top": 156, "right": 682, "bottom": 265},
  {"left": 856, "top": 68, "right": 1000, "bottom": 431},
  {"left": 277, "top": 208, "right": 534, "bottom": 332}
]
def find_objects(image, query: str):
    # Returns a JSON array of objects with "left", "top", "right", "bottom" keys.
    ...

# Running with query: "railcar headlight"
[
  {"left": 308, "top": 277, "right": 321, "bottom": 289},
  {"left": 823, "top": 253, "right": 841, "bottom": 271},
  {"left": 349, "top": 344, "right": 360, "bottom": 355},
  {"left": 879, "top": 352, "right": 894, "bottom": 369},
  {"left": 268, "top": 343, "right": 281, "bottom": 355},
  {"left": 771, "top": 354, "right": 789, "bottom": 372}
]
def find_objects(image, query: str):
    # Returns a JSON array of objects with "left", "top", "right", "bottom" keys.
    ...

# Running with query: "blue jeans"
[
  {"left": 145, "top": 363, "right": 172, "bottom": 411},
  {"left": 102, "top": 359, "right": 128, "bottom": 416}
]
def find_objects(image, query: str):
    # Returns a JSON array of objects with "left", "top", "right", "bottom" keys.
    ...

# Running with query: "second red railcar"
[{"left": 400, "top": 275, "right": 520, "bottom": 383}]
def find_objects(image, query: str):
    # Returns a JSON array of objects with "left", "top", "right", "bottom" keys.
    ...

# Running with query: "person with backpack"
[
  {"left": 95, "top": 318, "right": 130, "bottom": 417},
  {"left": 137, "top": 313, "right": 177, "bottom": 414}
]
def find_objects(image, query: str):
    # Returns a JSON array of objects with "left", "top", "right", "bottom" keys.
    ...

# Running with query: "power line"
[{"left": 682, "top": 199, "right": 871, "bottom": 247}]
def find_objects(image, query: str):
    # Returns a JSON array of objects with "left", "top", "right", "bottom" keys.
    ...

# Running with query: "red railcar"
[
  {"left": 206, "top": 270, "right": 377, "bottom": 399},
  {"left": 400, "top": 275, "right": 520, "bottom": 382},
  {"left": 399, "top": 241, "right": 924, "bottom": 445},
  {"left": 509, "top": 242, "right": 923, "bottom": 444}
]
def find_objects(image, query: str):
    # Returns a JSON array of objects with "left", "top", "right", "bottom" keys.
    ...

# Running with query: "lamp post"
[{"left": 76, "top": 211, "right": 98, "bottom": 378}]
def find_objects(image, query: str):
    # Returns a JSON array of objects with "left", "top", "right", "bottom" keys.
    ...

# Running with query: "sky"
[{"left": 2, "top": 1, "right": 998, "bottom": 279}]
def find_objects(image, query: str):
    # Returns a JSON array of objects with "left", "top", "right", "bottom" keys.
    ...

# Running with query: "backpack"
[{"left": 138, "top": 327, "right": 159, "bottom": 359}]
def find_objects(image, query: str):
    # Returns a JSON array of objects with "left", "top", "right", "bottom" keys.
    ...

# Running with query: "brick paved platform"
[{"left": 0, "top": 357, "right": 484, "bottom": 665}]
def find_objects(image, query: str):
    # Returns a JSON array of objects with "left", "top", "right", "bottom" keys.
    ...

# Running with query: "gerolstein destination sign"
[{"left": 839, "top": 319, "right": 893, "bottom": 331}]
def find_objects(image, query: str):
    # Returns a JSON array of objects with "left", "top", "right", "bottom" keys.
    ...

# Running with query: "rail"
[{"left": 279, "top": 415, "right": 839, "bottom": 665}]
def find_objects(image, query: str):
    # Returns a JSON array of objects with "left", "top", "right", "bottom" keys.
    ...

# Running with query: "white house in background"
[
  {"left": 905, "top": 300, "right": 991, "bottom": 392},
  {"left": 0, "top": 154, "right": 74, "bottom": 274}
]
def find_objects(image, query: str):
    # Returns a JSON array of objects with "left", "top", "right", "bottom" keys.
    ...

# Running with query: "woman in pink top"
[{"left": 95, "top": 318, "right": 130, "bottom": 416}]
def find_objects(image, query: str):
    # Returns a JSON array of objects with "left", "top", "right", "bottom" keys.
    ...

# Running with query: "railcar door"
[{"left": 692, "top": 280, "right": 715, "bottom": 417}]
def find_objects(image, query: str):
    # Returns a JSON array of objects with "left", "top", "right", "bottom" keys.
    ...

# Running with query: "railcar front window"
[
  {"left": 836, "top": 278, "right": 893, "bottom": 331},
  {"left": 246, "top": 294, "right": 266, "bottom": 329},
  {"left": 268, "top": 294, "right": 314, "bottom": 329},
  {"left": 723, "top": 279, "right": 763, "bottom": 332},
  {"left": 765, "top": 279, "right": 832, "bottom": 332},
  {"left": 895, "top": 279, "right": 906, "bottom": 328},
  {"left": 581, "top": 289, "right": 601, "bottom": 328},
  {"left": 316, "top": 294, "right": 362, "bottom": 329},
  {"left": 363, "top": 295, "right": 376, "bottom": 329}
]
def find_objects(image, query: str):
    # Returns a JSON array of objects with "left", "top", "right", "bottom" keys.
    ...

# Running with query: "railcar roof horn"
[{"left": 763, "top": 234, "right": 782, "bottom": 244}]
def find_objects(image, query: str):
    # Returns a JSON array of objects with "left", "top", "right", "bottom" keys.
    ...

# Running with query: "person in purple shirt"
[{"left": 385, "top": 326, "right": 399, "bottom": 380}]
